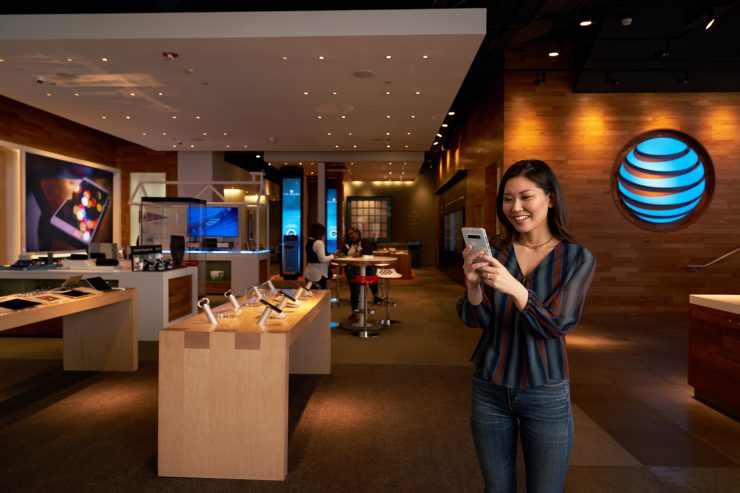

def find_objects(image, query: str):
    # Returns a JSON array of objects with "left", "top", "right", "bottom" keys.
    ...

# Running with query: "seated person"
[{"left": 341, "top": 227, "right": 381, "bottom": 321}]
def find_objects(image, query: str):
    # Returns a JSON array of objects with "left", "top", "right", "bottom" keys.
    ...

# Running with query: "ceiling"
[{"left": 1, "top": 1, "right": 738, "bottom": 182}]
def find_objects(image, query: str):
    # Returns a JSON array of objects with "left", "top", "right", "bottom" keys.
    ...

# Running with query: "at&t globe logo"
[{"left": 611, "top": 130, "right": 714, "bottom": 232}]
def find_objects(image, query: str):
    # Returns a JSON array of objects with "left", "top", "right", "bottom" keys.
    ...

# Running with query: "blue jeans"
[{"left": 470, "top": 372, "right": 573, "bottom": 493}]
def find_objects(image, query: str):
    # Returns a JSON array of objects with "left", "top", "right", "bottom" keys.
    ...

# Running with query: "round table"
[{"left": 332, "top": 256, "right": 397, "bottom": 337}]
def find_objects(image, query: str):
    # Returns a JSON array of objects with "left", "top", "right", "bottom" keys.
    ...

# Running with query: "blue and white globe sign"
[{"left": 611, "top": 130, "right": 714, "bottom": 231}]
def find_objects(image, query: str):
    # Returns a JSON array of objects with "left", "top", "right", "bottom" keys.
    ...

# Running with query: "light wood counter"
[
  {"left": 158, "top": 290, "right": 330, "bottom": 481},
  {"left": 0, "top": 288, "right": 137, "bottom": 371}
]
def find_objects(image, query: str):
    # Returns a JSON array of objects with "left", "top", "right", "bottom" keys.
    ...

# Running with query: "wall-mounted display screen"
[
  {"left": 187, "top": 207, "right": 239, "bottom": 237},
  {"left": 25, "top": 152, "right": 114, "bottom": 251},
  {"left": 281, "top": 176, "right": 302, "bottom": 275},
  {"left": 326, "top": 188, "right": 337, "bottom": 252}
]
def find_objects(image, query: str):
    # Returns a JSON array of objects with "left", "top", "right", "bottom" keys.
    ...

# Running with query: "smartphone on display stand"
[
  {"left": 461, "top": 227, "right": 492, "bottom": 264},
  {"left": 50, "top": 177, "right": 110, "bottom": 244},
  {"left": 259, "top": 298, "right": 283, "bottom": 313}
]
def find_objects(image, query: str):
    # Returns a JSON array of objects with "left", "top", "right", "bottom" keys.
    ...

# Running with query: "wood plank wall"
[
  {"left": 437, "top": 55, "right": 740, "bottom": 315},
  {"left": 0, "top": 96, "right": 178, "bottom": 247}
]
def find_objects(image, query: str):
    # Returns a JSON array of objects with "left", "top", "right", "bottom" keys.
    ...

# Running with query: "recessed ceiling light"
[
  {"left": 385, "top": 55, "right": 392, "bottom": 59},
  {"left": 66, "top": 58, "right": 73, "bottom": 62},
  {"left": 353, "top": 145, "right": 357, "bottom": 149},
  {"left": 158, "top": 92, "right": 164, "bottom": 96},
  {"left": 226, "top": 145, "right": 230, "bottom": 148},
  {"left": 348, "top": 132, "right": 352, "bottom": 136},
  {"left": 448, "top": 111, "right": 455, "bottom": 116},
  {"left": 162, "top": 132, "right": 167, "bottom": 135},
  {"left": 385, "top": 91, "right": 391, "bottom": 95},
  {"left": 335, "top": 145, "right": 339, "bottom": 149},
  {"left": 411, "top": 115, "right": 416, "bottom": 118},
  {"left": 404, "top": 145, "right": 409, "bottom": 149},
  {"left": 386, "top": 115, "right": 391, "bottom": 119},
  {"left": 243, "top": 145, "right": 248, "bottom": 148},
  {"left": 45, "top": 92, "right": 52, "bottom": 97},
  {"left": 548, "top": 49, "right": 560, "bottom": 57},
  {"left": 407, "top": 132, "right": 411, "bottom": 135},
  {"left": 317, "top": 115, "right": 322, "bottom": 119},
  {"left": 436, "top": 133, "right": 442, "bottom": 138},
  {"left": 73, "top": 92, "right": 80, "bottom": 97},
  {"left": 196, "top": 115, "right": 201, "bottom": 119},
  {"left": 433, "top": 141, "right": 439, "bottom": 145},
  {"left": 190, "top": 144, "right": 195, "bottom": 148},
  {"left": 331, "top": 91, "right": 337, "bottom": 95},
  {"left": 386, "top": 144, "right": 391, "bottom": 148},
  {"left": 341, "top": 115, "right": 346, "bottom": 119},
  {"left": 202, "top": 132, "right": 207, "bottom": 136},
  {"left": 101, "top": 115, "right": 107, "bottom": 119},
  {"left": 303, "top": 91, "right": 309, "bottom": 95},
  {"left": 386, "top": 132, "right": 390, "bottom": 136},
  {"left": 327, "top": 132, "right": 332, "bottom": 136},
  {"left": 579, "top": 20, "right": 592, "bottom": 27},
  {"left": 172, "top": 115, "right": 177, "bottom": 119},
  {"left": 172, "top": 144, "right": 177, "bottom": 148},
  {"left": 125, "top": 115, "right": 131, "bottom": 119},
  {"left": 223, "top": 132, "right": 228, "bottom": 136},
  {"left": 281, "top": 56, "right": 288, "bottom": 60},
  {"left": 415, "top": 91, "right": 421, "bottom": 95},
  {"left": 101, "top": 57, "right": 109, "bottom": 62},
  {"left": 142, "top": 132, "right": 147, "bottom": 136},
  {"left": 256, "top": 154, "right": 261, "bottom": 158},
  {"left": 129, "top": 92, "right": 135, "bottom": 96},
  {"left": 441, "top": 123, "right": 448, "bottom": 128},
  {"left": 318, "top": 55, "right": 325, "bottom": 60}
]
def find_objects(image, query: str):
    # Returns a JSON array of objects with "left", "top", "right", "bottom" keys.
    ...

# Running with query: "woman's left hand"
[{"left": 478, "top": 256, "right": 519, "bottom": 295}]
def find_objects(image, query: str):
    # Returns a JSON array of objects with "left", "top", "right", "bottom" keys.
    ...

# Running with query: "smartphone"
[
  {"left": 461, "top": 227, "right": 492, "bottom": 264},
  {"left": 279, "top": 289, "right": 296, "bottom": 302},
  {"left": 259, "top": 298, "right": 283, "bottom": 313},
  {"left": 50, "top": 177, "right": 110, "bottom": 244}
]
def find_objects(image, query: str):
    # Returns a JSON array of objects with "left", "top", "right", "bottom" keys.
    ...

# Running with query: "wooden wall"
[
  {"left": 0, "top": 95, "right": 177, "bottom": 247},
  {"left": 439, "top": 57, "right": 740, "bottom": 315}
]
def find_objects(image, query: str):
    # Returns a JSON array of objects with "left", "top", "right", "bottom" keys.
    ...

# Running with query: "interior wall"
[
  {"left": 0, "top": 95, "right": 178, "bottom": 249},
  {"left": 343, "top": 173, "right": 437, "bottom": 266},
  {"left": 502, "top": 70, "right": 740, "bottom": 315}
]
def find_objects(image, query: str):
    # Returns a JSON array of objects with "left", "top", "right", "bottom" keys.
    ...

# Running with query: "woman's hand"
[
  {"left": 462, "top": 244, "right": 488, "bottom": 285},
  {"left": 478, "top": 256, "right": 530, "bottom": 310}
]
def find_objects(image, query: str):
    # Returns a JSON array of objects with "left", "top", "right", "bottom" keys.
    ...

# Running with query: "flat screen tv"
[
  {"left": 187, "top": 207, "right": 239, "bottom": 238},
  {"left": 25, "top": 152, "right": 115, "bottom": 251}
]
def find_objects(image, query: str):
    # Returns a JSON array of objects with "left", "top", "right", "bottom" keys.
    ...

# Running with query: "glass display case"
[{"left": 139, "top": 197, "right": 205, "bottom": 260}]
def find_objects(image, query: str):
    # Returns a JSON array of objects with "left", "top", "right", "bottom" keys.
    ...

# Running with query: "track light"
[
  {"left": 579, "top": 18, "right": 592, "bottom": 27},
  {"left": 605, "top": 70, "right": 619, "bottom": 85},
  {"left": 677, "top": 70, "right": 689, "bottom": 85},
  {"left": 705, "top": 9, "right": 716, "bottom": 30}
]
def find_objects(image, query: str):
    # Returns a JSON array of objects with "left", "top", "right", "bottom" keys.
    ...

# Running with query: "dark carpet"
[{"left": 0, "top": 362, "right": 482, "bottom": 493}]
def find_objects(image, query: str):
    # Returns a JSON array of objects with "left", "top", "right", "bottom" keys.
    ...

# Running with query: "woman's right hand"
[{"left": 462, "top": 244, "right": 487, "bottom": 285}]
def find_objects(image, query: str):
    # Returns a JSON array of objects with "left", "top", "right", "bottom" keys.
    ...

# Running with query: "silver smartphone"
[
  {"left": 461, "top": 227, "right": 492, "bottom": 264},
  {"left": 49, "top": 177, "right": 111, "bottom": 244}
]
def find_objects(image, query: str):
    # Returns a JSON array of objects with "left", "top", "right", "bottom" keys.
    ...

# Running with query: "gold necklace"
[{"left": 517, "top": 236, "right": 553, "bottom": 249}]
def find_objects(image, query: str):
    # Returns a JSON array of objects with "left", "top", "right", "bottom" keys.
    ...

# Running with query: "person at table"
[
  {"left": 304, "top": 223, "right": 334, "bottom": 289},
  {"left": 341, "top": 227, "right": 382, "bottom": 321}
]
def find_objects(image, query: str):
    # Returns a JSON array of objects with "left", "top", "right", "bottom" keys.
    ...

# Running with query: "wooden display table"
[
  {"left": 0, "top": 288, "right": 137, "bottom": 371},
  {"left": 158, "top": 290, "right": 330, "bottom": 481},
  {"left": 688, "top": 294, "right": 740, "bottom": 418}
]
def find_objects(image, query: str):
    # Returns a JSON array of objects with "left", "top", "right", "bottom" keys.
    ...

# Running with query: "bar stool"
[
  {"left": 350, "top": 275, "right": 380, "bottom": 338},
  {"left": 329, "top": 262, "right": 346, "bottom": 304},
  {"left": 376, "top": 267, "right": 402, "bottom": 326}
]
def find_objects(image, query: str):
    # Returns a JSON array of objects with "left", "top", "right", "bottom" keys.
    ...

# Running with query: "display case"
[{"left": 139, "top": 197, "right": 205, "bottom": 253}]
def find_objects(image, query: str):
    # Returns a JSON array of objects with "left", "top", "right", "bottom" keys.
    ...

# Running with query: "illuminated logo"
[{"left": 611, "top": 130, "right": 714, "bottom": 231}]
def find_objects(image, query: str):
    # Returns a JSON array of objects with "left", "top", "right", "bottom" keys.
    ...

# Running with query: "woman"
[
  {"left": 457, "top": 160, "right": 595, "bottom": 493},
  {"left": 304, "top": 223, "right": 334, "bottom": 289},
  {"left": 342, "top": 227, "right": 381, "bottom": 320}
]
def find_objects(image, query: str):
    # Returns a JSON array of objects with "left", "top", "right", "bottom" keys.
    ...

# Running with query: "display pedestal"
[{"left": 158, "top": 291, "right": 330, "bottom": 480}]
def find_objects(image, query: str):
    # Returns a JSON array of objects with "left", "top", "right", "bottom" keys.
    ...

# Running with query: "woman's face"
[{"left": 501, "top": 176, "right": 552, "bottom": 235}]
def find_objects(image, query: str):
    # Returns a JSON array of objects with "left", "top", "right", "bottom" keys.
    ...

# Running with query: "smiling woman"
[{"left": 457, "top": 159, "right": 596, "bottom": 493}]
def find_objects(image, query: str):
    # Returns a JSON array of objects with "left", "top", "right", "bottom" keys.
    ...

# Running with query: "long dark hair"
[
  {"left": 496, "top": 159, "right": 576, "bottom": 244},
  {"left": 309, "top": 223, "right": 326, "bottom": 239}
]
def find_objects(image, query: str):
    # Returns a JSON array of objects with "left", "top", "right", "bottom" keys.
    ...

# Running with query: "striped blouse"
[{"left": 456, "top": 240, "right": 596, "bottom": 389}]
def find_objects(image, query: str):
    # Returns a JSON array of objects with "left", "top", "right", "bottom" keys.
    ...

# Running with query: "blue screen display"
[
  {"left": 282, "top": 177, "right": 302, "bottom": 269},
  {"left": 187, "top": 207, "right": 239, "bottom": 237},
  {"left": 326, "top": 188, "right": 337, "bottom": 252}
]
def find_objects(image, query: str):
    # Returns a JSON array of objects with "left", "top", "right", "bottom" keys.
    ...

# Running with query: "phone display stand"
[
  {"left": 241, "top": 285, "right": 262, "bottom": 307},
  {"left": 198, "top": 297, "right": 218, "bottom": 325},
  {"left": 300, "top": 281, "right": 315, "bottom": 297},
  {"left": 257, "top": 303, "right": 283, "bottom": 325},
  {"left": 271, "top": 296, "right": 288, "bottom": 318},
  {"left": 224, "top": 289, "right": 241, "bottom": 312},
  {"left": 264, "top": 280, "right": 277, "bottom": 298}
]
